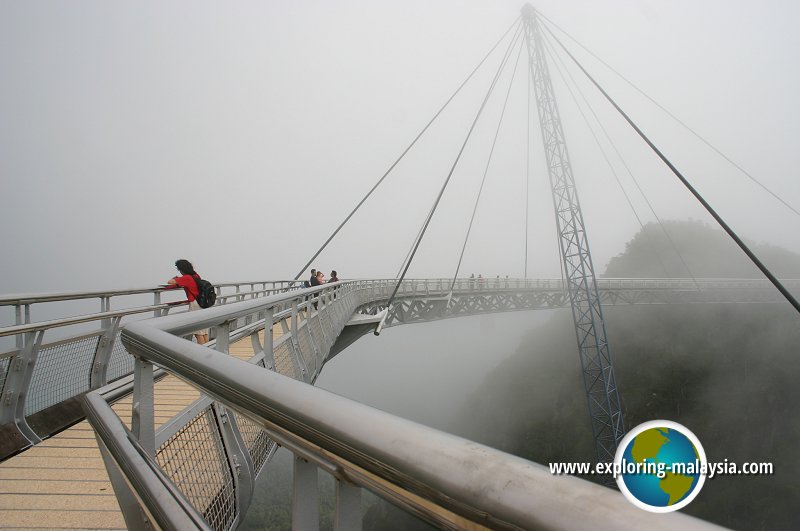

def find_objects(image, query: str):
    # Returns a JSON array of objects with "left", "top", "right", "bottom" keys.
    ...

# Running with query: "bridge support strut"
[{"left": 522, "top": 5, "right": 625, "bottom": 467}]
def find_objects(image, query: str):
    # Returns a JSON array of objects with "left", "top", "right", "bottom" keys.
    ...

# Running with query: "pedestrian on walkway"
[{"left": 167, "top": 259, "right": 209, "bottom": 344}]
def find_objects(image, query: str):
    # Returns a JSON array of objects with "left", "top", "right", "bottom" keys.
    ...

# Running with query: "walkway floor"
[{"left": 0, "top": 332, "right": 265, "bottom": 530}]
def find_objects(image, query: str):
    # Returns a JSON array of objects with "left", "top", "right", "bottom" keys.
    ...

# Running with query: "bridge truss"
[{"left": 522, "top": 6, "right": 624, "bottom": 464}]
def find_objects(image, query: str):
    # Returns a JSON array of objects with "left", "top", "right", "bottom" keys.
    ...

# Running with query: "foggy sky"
[{"left": 2, "top": 0, "right": 799, "bottom": 295}]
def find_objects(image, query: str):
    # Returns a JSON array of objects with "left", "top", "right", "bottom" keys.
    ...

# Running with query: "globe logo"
[{"left": 614, "top": 420, "right": 707, "bottom": 512}]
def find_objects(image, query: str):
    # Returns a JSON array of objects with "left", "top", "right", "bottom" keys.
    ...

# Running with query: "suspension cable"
[
  {"left": 543, "top": 23, "right": 800, "bottom": 315},
  {"left": 449, "top": 38, "right": 525, "bottom": 294},
  {"left": 396, "top": 216, "right": 427, "bottom": 279},
  {"left": 388, "top": 25, "right": 524, "bottom": 308},
  {"left": 539, "top": 13, "right": 800, "bottom": 219},
  {"left": 393, "top": 24, "right": 523, "bottom": 283},
  {"left": 540, "top": 31, "right": 689, "bottom": 284},
  {"left": 524, "top": 41, "right": 531, "bottom": 279},
  {"left": 292, "top": 17, "right": 522, "bottom": 281}
]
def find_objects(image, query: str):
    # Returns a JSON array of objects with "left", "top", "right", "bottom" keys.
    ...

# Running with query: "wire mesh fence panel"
[
  {"left": 107, "top": 331, "right": 135, "bottom": 383},
  {"left": 272, "top": 340, "right": 297, "bottom": 379},
  {"left": 295, "top": 326, "right": 315, "bottom": 370},
  {"left": 25, "top": 335, "right": 100, "bottom": 416},
  {"left": 156, "top": 406, "right": 236, "bottom": 531},
  {"left": 233, "top": 412, "right": 276, "bottom": 476},
  {"left": 309, "top": 317, "right": 327, "bottom": 355},
  {"left": 0, "top": 355, "right": 11, "bottom": 399},
  {"left": 319, "top": 307, "right": 336, "bottom": 341}
]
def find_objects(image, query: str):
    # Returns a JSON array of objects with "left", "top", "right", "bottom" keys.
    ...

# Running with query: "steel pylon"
[{"left": 521, "top": 4, "right": 625, "bottom": 467}]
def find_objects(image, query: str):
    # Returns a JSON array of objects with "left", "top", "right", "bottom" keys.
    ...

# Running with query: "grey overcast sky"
[{"left": 2, "top": 0, "right": 799, "bottom": 294}]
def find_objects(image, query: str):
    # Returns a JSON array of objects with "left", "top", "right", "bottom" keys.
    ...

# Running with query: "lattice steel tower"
[{"left": 522, "top": 5, "right": 624, "bottom": 465}]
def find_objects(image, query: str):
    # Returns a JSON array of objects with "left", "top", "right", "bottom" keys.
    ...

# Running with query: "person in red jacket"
[{"left": 167, "top": 259, "right": 209, "bottom": 344}]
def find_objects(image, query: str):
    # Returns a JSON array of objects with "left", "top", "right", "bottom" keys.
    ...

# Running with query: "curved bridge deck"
[
  {"left": 0, "top": 336, "right": 260, "bottom": 530},
  {"left": 0, "top": 278, "right": 786, "bottom": 530}
]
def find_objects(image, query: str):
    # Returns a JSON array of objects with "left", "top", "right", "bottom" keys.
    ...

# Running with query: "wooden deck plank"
[
  {"left": 11, "top": 446, "right": 101, "bottom": 458},
  {"left": 35, "top": 437, "right": 99, "bottom": 448},
  {"left": 0, "top": 467, "right": 112, "bottom": 481},
  {"left": 1, "top": 479, "right": 114, "bottom": 495},
  {"left": 0, "top": 494, "right": 121, "bottom": 511},
  {"left": 0, "top": 509, "right": 126, "bottom": 529},
  {"left": 0, "top": 336, "right": 259, "bottom": 529}
]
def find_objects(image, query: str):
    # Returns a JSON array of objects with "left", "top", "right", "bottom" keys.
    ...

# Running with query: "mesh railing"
[
  {"left": 233, "top": 412, "right": 276, "bottom": 475},
  {"left": 80, "top": 278, "right": 739, "bottom": 531},
  {"left": 273, "top": 339, "right": 297, "bottom": 379},
  {"left": 107, "top": 330, "right": 135, "bottom": 383},
  {"left": 156, "top": 406, "right": 236, "bottom": 531},
  {"left": 320, "top": 307, "right": 335, "bottom": 339},
  {"left": 25, "top": 334, "right": 100, "bottom": 415},
  {"left": 0, "top": 279, "right": 294, "bottom": 457},
  {"left": 295, "top": 325, "right": 314, "bottom": 372},
  {"left": 0, "top": 356, "right": 11, "bottom": 400},
  {"left": 310, "top": 315, "right": 327, "bottom": 352}
]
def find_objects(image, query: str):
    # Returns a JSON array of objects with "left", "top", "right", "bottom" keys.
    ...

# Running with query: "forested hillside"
[
  {"left": 455, "top": 221, "right": 800, "bottom": 529},
  {"left": 604, "top": 219, "right": 800, "bottom": 278}
]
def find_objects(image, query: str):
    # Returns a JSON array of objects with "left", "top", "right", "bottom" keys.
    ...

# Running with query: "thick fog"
[
  {"left": 2, "top": 0, "right": 799, "bottom": 295},
  {"left": 315, "top": 311, "right": 553, "bottom": 429},
  {"left": 4, "top": 4, "right": 800, "bottom": 526}
]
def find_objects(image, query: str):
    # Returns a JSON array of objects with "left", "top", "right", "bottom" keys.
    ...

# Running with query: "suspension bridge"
[{"left": 1, "top": 5, "right": 797, "bottom": 530}]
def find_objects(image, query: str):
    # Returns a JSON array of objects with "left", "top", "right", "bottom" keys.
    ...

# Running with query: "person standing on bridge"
[
  {"left": 166, "top": 259, "right": 209, "bottom": 345},
  {"left": 309, "top": 270, "right": 325, "bottom": 309},
  {"left": 328, "top": 270, "right": 340, "bottom": 299}
]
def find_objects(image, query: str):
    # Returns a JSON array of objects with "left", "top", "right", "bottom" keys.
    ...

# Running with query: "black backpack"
[{"left": 193, "top": 275, "right": 217, "bottom": 309}]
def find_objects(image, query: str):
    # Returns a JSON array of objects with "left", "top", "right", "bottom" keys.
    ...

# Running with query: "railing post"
[
  {"left": 214, "top": 404, "right": 255, "bottom": 528},
  {"left": 0, "top": 330, "right": 44, "bottom": 447},
  {"left": 91, "top": 316, "right": 122, "bottom": 389},
  {"left": 262, "top": 308, "right": 275, "bottom": 370},
  {"left": 293, "top": 456, "right": 319, "bottom": 531},
  {"left": 335, "top": 480, "right": 362, "bottom": 531},
  {"left": 131, "top": 357, "right": 155, "bottom": 457},
  {"left": 214, "top": 321, "right": 231, "bottom": 355},
  {"left": 96, "top": 434, "right": 155, "bottom": 531},
  {"left": 100, "top": 296, "right": 111, "bottom": 322},
  {"left": 13, "top": 304, "right": 30, "bottom": 350},
  {"left": 289, "top": 301, "right": 309, "bottom": 381},
  {"left": 153, "top": 291, "right": 163, "bottom": 317}
]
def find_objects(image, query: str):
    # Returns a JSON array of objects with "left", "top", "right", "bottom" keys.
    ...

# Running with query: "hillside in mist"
[
  {"left": 604, "top": 219, "right": 800, "bottom": 278},
  {"left": 455, "top": 220, "right": 800, "bottom": 529}
]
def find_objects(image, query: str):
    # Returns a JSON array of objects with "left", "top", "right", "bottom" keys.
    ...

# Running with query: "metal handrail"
[
  {"left": 4, "top": 277, "right": 778, "bottom": 526},
  {"left": 97, "top": 280, "right": 722, "bottom": 530},
  {"left": 84, "top": 392, "right": 212, "bottom": 530},
  {"left": 0, "top": 303, "right": 180, "bottom": 338},
  {"left": 0, "top": 280, "right": 300, "bottom": 306},
  {"left": 0, "top": 282, "right": 303, "bottom": 339},
  {"left": 0, "top": 279, "right": 304, "bottom": 461},
  {"left": 2, "top": 278, "right": 788, "bottom": 339},
  {"left": 1, "top": 277, "right": 789, "bottom": 308}
]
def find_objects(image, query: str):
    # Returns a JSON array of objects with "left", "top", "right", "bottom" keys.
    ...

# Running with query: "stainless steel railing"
[
  {"left": 0, "top": 280, "right": 301, "bottom": 457},
  {"left": 84, "top": 279, "right": 723, "bottom": 530},
  {"left": 2, "top": 276, "right": 791, "bottom": 460}
]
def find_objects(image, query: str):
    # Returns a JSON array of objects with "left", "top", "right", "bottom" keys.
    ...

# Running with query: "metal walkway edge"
[{"left": 0, "top": 337, "right": 257, "bottom": 530}]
